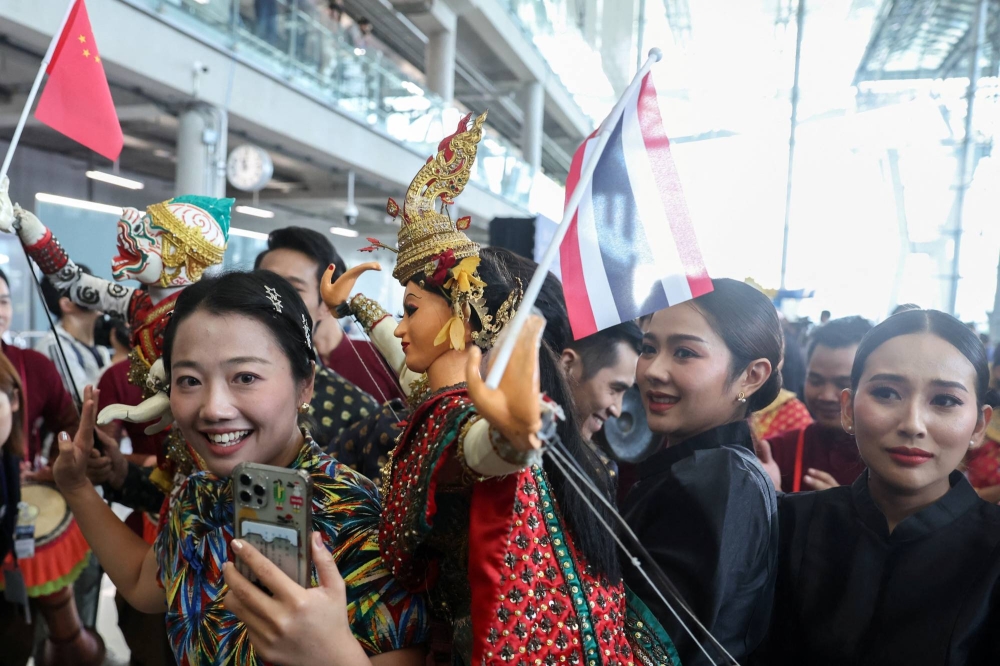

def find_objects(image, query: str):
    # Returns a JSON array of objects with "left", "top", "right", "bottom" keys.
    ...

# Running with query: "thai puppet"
[
  {"left": 0, "top": 176, "right": 233, "bottom": 487},
  {"left": 320, "top": 113, "right": 680, "bottom": 666}
]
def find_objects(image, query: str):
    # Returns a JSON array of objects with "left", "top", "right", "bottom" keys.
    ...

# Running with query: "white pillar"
[
  {"left": 520, "top": 81, "right": 544, "bottom": 175},
  {"left": 176, "top": 106, "right": 210, "bottom": 196},
  {"left": 426, "top": 28, "right": 457, "bottom": 104},
  {"left": 176, "top": 104, "right": 227, "bottom": 197}
]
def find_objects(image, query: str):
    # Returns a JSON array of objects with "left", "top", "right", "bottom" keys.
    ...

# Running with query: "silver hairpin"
[
  {"left": 265, "top": 285, "right": 283, "bottom": 313},
  {"left": 302, "top": 314, "right": 312, "bottom": 349}
]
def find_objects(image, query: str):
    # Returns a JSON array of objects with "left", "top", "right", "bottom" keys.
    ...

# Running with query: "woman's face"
[
  {"left": 169, "top": 310, "right": 313, "bottom": 478},
  {"left": 843, "top": 332, "right": 991, "bottom": 496},
  {"left": 394, "top": 281, "right": 469, "bottom": 373},
  {"left": 637, "top": 304, "right": 753, "bottom": 442}
]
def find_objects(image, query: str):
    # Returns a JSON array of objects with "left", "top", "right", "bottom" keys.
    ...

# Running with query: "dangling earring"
[
  {"left": 298, "top": 402, "right": 310, "bottom": 414},
  {"left": 737, "top": 392, "right": 747, "bottom": 404}
]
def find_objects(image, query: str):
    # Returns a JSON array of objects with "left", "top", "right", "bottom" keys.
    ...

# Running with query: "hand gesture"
[
  {"left": 466, "top": 315, "right": 545, "bottom": 452},
  {"left": 754, "top": 438, "right": 782, "bottom": 492},
  {"left": 803, "top": 468, "right": 839, "bottom": 491},
  {"left": 0, "top": 176, "right": 15, "bottom": 234},
  {"left": 86, "top": 432, "right": 129, "bottom": 489},
  {"left": 53, "top": 385, "right": 100, "bottom": 494},
  {"left": 223, "top": 533, "right": 368, "bottom": 666},
  {"left": 320, "top": 262, "right": 381, "bottom": 313}
]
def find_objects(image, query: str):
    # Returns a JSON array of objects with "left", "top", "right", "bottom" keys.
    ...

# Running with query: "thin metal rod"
[
  {"left": 947, "top": 0, "right": 988, "bottom": 316},
  {"left": 778, "top": 0, "right": 805, "bottom": 291},
  {"left": 485, "top": 47, "right": 663, "bottom": 389},
  {"left": 0, "top": 0, "right": 77, "bottom": 182}
]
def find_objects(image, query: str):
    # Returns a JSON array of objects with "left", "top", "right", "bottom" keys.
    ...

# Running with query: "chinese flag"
[{"left": 34, "top": 0, "right": 123, "bottom": 161}]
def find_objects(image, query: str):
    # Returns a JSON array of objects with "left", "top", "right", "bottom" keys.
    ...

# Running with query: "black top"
[
  {"left": 754, "top": 471, "right": 1000, "bottom": 666},
  {"left": 622, "top": 420, "right": 778, "bottom": 665},
  {"left": 0, "top": 449, "right": 20, "bottom": 562}
]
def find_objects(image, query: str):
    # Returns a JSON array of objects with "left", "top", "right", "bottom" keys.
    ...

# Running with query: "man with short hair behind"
[
  {"left": 254, "top": 227, "right": 383, "bottom": 449},
  {"left": 36, "top": 264, "right": 111, "bottom": 396},
  {"left": 766, "top": 315, "right": 873, "bottom": 492},
  {"left": 561, "top": 321, "right": 642, "bottom": 443}
]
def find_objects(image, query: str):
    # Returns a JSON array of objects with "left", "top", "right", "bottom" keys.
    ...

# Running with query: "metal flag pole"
[
  {"left": 485, "top": 47, "right": 663, "bottom": 389},
  {"left": 0, "top": 0, "right": 77, "bottom": 182}
]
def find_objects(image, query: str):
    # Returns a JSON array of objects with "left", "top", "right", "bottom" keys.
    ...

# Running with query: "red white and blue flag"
[{"left": 558, "top": 71, "right": 713, "bottom": 340}]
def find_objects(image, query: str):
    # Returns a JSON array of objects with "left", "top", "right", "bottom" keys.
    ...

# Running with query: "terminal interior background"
[{"left": 2, "top": 0, "right": 1000, "bottom": 661}]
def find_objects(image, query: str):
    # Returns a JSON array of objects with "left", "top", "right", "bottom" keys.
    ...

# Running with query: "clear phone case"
[{"left": 232, "top": 462, "right": 313, "bottom": 589}]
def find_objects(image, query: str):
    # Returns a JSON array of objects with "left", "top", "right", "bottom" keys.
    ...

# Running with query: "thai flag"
[{"left": 558, "top": 71, "right": 713, "bottom": 340}]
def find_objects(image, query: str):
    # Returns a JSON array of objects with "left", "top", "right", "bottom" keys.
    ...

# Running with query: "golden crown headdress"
[{"left": 361, "top": 111, "right": 520, "bottom": 351}]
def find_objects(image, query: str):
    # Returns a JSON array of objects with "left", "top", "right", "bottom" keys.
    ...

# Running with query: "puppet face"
[
  {"left": 112, "top": 207, "right": 163, "bottom": 286},
  {"left": 112, "top": 203, "right": 227, "bottom": 288},
  {"left": 394, "top": 280, "right": 469, "bottom": 374}
]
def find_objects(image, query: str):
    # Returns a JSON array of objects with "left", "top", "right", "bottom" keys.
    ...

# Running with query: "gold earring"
[
  {"left": 737, "top": 392, "right": 747, "bottom": 404},
  {"left": 298, "top": 402, "right": 310, "bottom": 414}
]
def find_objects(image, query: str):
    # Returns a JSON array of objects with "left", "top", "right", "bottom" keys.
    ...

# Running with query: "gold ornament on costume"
[
  {"left": 392, "top": 111, "right": 487, "bottom": 285},
  {"left": 149, "top": 202, "right": 226, "bottom": 287},
  {"left": 361, "top": 111, "right": 516, "bottom": 353}
]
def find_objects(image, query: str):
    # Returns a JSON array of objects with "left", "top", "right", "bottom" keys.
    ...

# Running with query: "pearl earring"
[{"left": 737, "top": 392, "right": 746, "bottom": 404}]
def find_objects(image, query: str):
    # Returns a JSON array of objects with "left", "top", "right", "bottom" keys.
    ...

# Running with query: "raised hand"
[
  {"left": 53, "top": 385, "right": 100, "bottom": 494},
  {"left": 754, "top": 438, "right": 782, "bottom": 491},
  {"left": 223, "top": 533, "right": 368, "bottom": 666},
  {"left": 85, "top": 431, "right": 129, "bottom": 489},
  {"left": 803, "top": 468, "right": 839, "bottom": 491},
  {"left": 320, "top": 262, "right": 381, "bottom": 313},
  {"left": 466, "top": 315, "right": 545, "bottom": 452}
]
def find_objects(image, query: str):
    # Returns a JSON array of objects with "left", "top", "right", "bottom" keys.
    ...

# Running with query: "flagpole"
[
  {"left": 0, "top": 0, "right": 78, "bottom": 182},
  {"left": 485, "top": 47, "right": 663, "bottom": 389}
]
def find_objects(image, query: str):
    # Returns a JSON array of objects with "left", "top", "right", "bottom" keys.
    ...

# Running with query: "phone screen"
[{"left": 237, "top": 521, "right": 302, "bottom": 588}]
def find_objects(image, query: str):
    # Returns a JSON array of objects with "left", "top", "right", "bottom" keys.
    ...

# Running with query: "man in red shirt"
[
  {"left": 254, "top": 226, "right": 404, "bottom": 403},
  {"left": 0, "top": 269, "right": 78, "bottom": 468},
  {"left": 766, "top": 316, "right": 872, "bottom": 492}
]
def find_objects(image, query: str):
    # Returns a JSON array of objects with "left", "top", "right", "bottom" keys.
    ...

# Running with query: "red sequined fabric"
[{"left": 380, "top": 387, "right": 641, "bottom": 666}]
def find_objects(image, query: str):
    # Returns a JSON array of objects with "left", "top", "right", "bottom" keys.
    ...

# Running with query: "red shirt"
[
  {"left": 96, "top": 359, "right": 164, "bottom": 458},
  {"left": 2, "top": 341, "right": 79, "bottom": 462},
  {"left": 769, "top": 422, "right": 866, "bottom": 492},
  {"left": 327, "top": 335, "right": 404, "bottom": 403}
]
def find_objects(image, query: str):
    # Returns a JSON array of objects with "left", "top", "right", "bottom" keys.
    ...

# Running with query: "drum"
[
  {"left": 15, "top": 484, "right": 92, "bottom": 597},
  {"left": 2, "top": 483, "right": 105, "bottom": 666}
]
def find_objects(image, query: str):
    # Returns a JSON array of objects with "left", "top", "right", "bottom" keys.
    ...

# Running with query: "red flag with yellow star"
[{"left": 34, "top": 0, "right": 123, "bottom": 161}]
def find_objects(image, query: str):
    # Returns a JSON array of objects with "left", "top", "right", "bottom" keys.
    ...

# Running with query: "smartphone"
[{"left": 232, "top": 462, "right": 313, "bottom": 589}]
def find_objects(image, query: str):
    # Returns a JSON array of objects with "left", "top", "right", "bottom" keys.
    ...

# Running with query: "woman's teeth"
[{"left": 206, "top": 430, "right": 250, "bottom": 446}]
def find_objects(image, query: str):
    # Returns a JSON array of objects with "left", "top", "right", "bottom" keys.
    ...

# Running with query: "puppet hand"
[
  {"left": 466, "top": 315, "right": 545, "bottom": 453},
  {"left": 321, "top": 262, "right": 381, "bottom": 313}
]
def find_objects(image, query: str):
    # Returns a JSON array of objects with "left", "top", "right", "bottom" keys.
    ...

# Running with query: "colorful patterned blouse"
[{"left": 156, "top": 435, "right": 429, "bottom": 665}]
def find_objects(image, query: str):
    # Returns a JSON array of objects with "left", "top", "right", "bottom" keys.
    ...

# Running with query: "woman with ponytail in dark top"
[
  {"left": 755, "top": 309, "right": 1000, "bottom": 666},
  {"left": 622, "top": 279, "right": 782, "bottom": 665}
]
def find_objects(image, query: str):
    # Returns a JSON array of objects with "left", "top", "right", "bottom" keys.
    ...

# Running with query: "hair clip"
[
  {"left": 265, "top": 285, "right": 283, "bottom": 313},
  {"left": 302, "top": 313, "right": 312, "bottom": 349}
]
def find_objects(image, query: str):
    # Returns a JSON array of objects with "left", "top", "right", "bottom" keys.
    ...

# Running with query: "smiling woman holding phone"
[
  {"left": 51, "top": 271, "right": 428, "bottom": 666},
  {"left": 755, "top": 309, "right": 1000, "bottom": 666}
]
